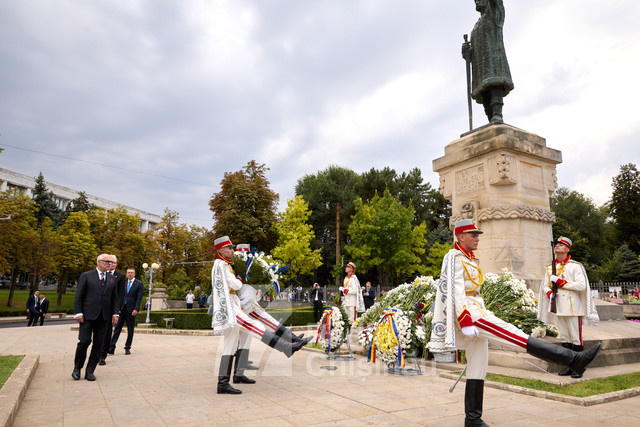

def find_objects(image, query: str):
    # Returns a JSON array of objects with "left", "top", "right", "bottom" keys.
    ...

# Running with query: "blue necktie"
[{"left": 127, "top": 280, "right": 132, "bottom": 294}]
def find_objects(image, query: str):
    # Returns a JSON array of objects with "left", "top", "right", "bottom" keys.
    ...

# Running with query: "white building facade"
[{"left": 0, "top": 167, "right": 161, "bottom": 232}]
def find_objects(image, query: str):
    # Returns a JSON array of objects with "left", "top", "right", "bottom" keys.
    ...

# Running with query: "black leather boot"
[
  {"left": 571, "top": 345, "right": 585, "bottom": 378},
  {"left": 217, "top": 355, "right": 242, "bottom": 394},
  {"left": 464, "top": 379, "right": 489, "bottom": 426},
  {"left": 261, "top": 330, "right": 306, "bottom": 358},
  {"left": 526, "top": 337, "right": 601, "bottom": 376},
  {"left": 233, "top": 349, "right": 256, "bottom": 384},
  {"left": 557, "top": 343, "right": 573, "bottom": 376},
  {"left": 275, "top": 324, "right": 313, "bottom": 346}
]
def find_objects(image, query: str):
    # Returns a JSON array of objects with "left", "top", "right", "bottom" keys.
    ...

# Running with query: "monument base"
[{"left": 433, "top": 124, "right": 562, "bottom": 282}]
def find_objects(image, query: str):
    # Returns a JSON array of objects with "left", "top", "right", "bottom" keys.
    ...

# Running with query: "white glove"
[
  {"left": 550, "top": 275, "right": 559, "bottom": 283},
  {"left": 461, "top": 325, "right": 479, "bottom": 337},
  {"left": 240, "top": 297, "right": 252, "bottom": 310}
]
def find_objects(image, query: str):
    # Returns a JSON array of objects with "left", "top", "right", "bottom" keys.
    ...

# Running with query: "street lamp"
[{"left": 143, "top": 262, "right": 160, "bottom": 324}]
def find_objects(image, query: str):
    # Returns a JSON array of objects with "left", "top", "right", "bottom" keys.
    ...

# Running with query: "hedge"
[{"left": 136, "top": 307, "right": 317, "bottom": 329}]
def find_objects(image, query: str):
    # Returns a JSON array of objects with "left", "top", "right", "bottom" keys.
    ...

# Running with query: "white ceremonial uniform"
[
  {"left": 236, "top": 284, "right": 281, "bottom": 350},
  {"left": 343, "top": 273, "right": 365, "bottom": 322},
  {"left": 211, "top": 259, "right": 268, "bottom": 356},
  {"left": 538, "top": 257, "right": 599, "bottom": 346},
  {"left": 429, "top": 246, "right": 529, "bottom": 380}
]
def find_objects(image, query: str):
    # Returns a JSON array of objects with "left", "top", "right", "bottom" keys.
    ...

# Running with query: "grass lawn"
[
  {"left": 456, "top": 371, "right": 640, "bottom": 397},
  {"left": 0, "top": 289, "right": 76, "bottom": 316},
  {"left": 0, "top": 355, "right": 24, "bottom": 389}
]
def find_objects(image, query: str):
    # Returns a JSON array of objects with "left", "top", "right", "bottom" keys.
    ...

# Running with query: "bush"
[{"left": 138, "top": 307, "right": 316, "bottom": 329}]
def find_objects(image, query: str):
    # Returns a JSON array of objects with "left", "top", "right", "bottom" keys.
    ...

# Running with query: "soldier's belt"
[{"left": 465, "top": 290, "right": 480, "bottom": 297}]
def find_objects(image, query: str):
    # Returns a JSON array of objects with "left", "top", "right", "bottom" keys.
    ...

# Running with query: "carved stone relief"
[
  {"left": 494, "top": 245, "right": 524, "bottom": 273},
  {"left": 439, "top": 172, "right": 452, "bottom": 199},
  {"left": 475, "top": 205, "right": 555, "bottom": 223},
  {"left": 545, "top": 167, "right": 558, "bottom": 195},
  {"left": 455, "top": 164, "right": 485, "bottom": 194},
  {"left": 488, "top": 154, "right": 517, "bottom": 185},
  {"left": 449, "top": 200, "right": 480, "bottom": 227}
]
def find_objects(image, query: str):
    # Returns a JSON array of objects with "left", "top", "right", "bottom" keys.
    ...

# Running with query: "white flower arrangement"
[{"left": 316, "top": 306, "right": 350, "bottom": 352}]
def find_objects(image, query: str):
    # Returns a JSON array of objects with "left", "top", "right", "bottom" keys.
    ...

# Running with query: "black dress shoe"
[
  {"left": 125, "top": 349, "right": 131, "bottom": 355},
  {"left": 108, "top": 348, "right": 115, "bottom": 355},
  {"left": 99, "top": 358, "right": 106, "bottom": 365},
  {"left": 71, "top": 369, "right": 81, "bottom": 380},
  {"left": 85, "top": 372, "right": 96, "bottom": 381},
  {"left": 233, "top": 375, "right": 256, "bottom": 384}
]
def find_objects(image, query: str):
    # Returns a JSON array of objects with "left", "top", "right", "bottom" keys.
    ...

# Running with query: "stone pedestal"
[
  {"left": 150, "top": 287, "right": 168, "bottom": 311},
  {"left": 433, "top": 124, "right": 562, "bottom": 282}
]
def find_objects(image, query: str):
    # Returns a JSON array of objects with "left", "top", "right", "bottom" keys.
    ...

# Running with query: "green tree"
[
  {"left": 32, "top": 172, "right": 65, "bottom": 228},
  {"left": 23, "top": 217, "right": 57, "bottom": 293},
  {"left": 610, "top": 163, "right": 640, "bottom": 252},
  {"left": 295, "top": 166, "right": 361, "bottom": 285},
  {"left": 346, "top": 189, "right": 427, "bottom": 287},
  {"left": 65, "top": 191, "right": 96, "bottom": 213},
  {"left": 272, "top": 195, "right": 322, "bottom": 284},
  {"left": 165, "top": 268, "right": 193, "bottom": 300},
  {"left": 425, "top": 242, "right": 453, "bottom": 278},
  {"left": 210, "top": 160, "right": 279, "bottom": 252},
  {"left": 612, "top": 245, "right": 640, "bottom": 282},
  {"left": 0, "top": 189, "right": 38, "bottom": 306},
  {"left": 358, "top": 167, "right": 450, "bottom": 230},
  {"left": 87, "top": 206, "right": 146, "bottom": 270},
  {"left": 146, "top": 208, "right": 194, "bottom": 283},
  {"left": 550, "top": 187, "right": 608, "bottom": 264},
  {"left": 56, "top": 211, "right": 98, "bottom": 305}
]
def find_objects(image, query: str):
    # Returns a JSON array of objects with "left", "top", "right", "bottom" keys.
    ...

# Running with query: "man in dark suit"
[
  {"left": 72, "top": 254, "right": 121, "bottom": 381},
  {"left": 310, "top": 283, "right": 324, "bottom": 323},
  {"left": 26, "top": 290, "right": 40, "bottom": 326},
  {"left": 363, "top": 281, "right": 376, "bottom": 311},
  {"left": 38, "top": 292, "right": 50, "bottom": 326},
  {"left": 100, "top": 254, "right": 126, "bottom": 365},
  {"left": 109, "top": 267, "right": 143, "bottom": 355}
]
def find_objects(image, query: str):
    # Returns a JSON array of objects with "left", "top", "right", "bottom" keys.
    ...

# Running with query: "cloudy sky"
[{"left": 1, "top": 1, "right": 639, "bottom": 228}]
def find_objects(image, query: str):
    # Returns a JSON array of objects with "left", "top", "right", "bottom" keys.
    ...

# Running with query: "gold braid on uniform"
[{"left": 460, "top": 257, "right": 484, "bottom": 294}]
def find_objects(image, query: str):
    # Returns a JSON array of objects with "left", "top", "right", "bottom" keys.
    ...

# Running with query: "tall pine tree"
[{"left": 32, "top": 172, "right": 65, "bottom": 229}]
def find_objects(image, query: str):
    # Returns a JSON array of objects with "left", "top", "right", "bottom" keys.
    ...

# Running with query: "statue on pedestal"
[{"left": 463, "top": 0, "right": 514, "bottom": 125}]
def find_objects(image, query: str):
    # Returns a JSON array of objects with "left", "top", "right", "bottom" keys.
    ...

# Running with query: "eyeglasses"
[{"left": 99, "top": 260, "right": 115, "bottom": 264}]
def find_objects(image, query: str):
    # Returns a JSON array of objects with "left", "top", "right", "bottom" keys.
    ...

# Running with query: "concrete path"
[{"left": 2, "top": 323, "right": 640, "bottom": 426}]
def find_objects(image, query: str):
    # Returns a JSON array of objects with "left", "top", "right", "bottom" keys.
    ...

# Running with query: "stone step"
[{"left": 594, "top": 298, "right": 625, "bottom": 321}]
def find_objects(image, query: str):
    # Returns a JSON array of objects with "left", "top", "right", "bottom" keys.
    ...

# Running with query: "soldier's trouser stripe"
[
  {"left": 249, "top": 311, "right": 278, "bottom": 330},
  {"left": 236, "top": 316, "right": 264, "bottom": 337},
  {"left": 476, "top": 318, "right": 527, "bottom": 349},
  {"left": 578, "top": 317, "right": 583, "bottom": 346}
]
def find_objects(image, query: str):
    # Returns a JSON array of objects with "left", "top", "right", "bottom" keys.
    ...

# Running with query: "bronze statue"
[{"left": 463, "top": 0, "right": 514, "bottom": 125}]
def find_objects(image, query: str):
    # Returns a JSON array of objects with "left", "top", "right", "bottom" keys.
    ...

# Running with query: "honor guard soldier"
[
  {"left": 211, "top": 236, "right": 307, "bottom": 394},
  {"left": 342, "top": 262, "right": 365, "bottom": 322},
  {"left": 429, "top": 220, "right": 601, "bottom": 426},
  {"left": 538, "top": 236, "right": 600, "bottom": 378}
]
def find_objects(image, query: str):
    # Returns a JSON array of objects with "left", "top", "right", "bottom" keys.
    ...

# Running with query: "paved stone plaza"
[{"left": 2, "top": 323, "right": 640, "bottom": 426}]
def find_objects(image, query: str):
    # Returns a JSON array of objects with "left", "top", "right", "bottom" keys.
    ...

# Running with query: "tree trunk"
[
  {"left": 7, "top": 268, "right": 17, "bottom": 307},
  {"left": 57, "top": 270, "right": 68, "bottom": 306},
  {"left": 30, "top": 269, "right": 39, "bottom": 293}
]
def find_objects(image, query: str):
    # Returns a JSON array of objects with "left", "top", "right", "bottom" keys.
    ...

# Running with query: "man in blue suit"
[
  {"left": 26, "top": 290, "right": 40, "bottom": 327},
  {"left": 109, "top": 268, "right": 144, "bottom": 356},
  {"left": 72, "top": 254, "right": 121, "bottom": 381}
]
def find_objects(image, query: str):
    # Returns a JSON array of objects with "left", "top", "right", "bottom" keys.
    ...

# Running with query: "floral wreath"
[
  {"left": 315, "top": 306, "right": 351, "bottom": 353},
  {"left": 367, "top": 308, "right": 418, "bottom": 368}
]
